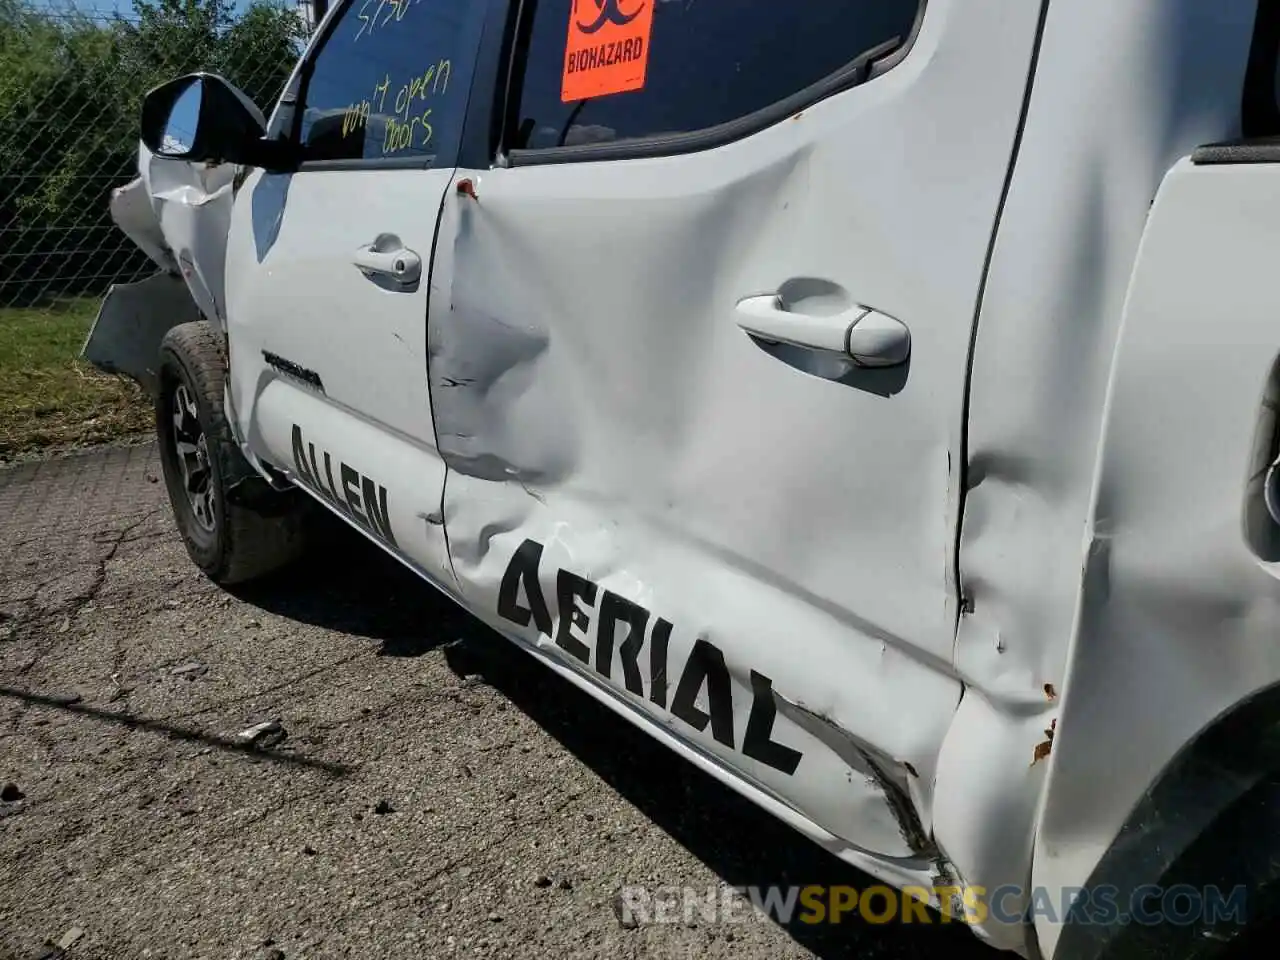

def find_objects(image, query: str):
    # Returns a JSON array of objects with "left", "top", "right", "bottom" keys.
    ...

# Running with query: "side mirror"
[{"left": 140, "top": 73, "right": 295, "bottom": 171}]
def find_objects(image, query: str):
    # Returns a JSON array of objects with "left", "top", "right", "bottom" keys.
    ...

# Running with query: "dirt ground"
[{"left": 0, "top": 443, "right": 1001, "bottom": 960}]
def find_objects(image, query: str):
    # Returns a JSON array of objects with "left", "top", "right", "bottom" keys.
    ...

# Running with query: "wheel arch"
[{"left": 1053, "top": 682, "right": 1280, "bottom": 960}]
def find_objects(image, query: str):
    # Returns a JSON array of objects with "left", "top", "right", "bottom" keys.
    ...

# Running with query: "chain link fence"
[
  {"left": 0, "top": 0, "right": 314, "bottom": 460},
  {"left": 1, "top": 0, "right": 314, "bottom": 307}
]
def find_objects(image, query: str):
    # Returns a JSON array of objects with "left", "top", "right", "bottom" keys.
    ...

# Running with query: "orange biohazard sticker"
[{"left": 561, "top": 0, "right": 655, "bottom": 103}]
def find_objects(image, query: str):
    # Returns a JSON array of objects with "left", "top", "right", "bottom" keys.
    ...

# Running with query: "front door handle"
[
  {"left": 353, "top": 234, "right": 422, "bottom": 286},
  {"left": 735, "top": 294, "right": 911, "bottom": 367}
]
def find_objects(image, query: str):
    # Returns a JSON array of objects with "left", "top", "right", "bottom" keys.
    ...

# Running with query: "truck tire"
[{"left": 155, "top": 322, "right": 307, "bottom": 585}]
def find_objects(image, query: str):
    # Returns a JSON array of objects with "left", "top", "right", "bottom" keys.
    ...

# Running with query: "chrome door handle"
[
  {"left": 353, "top": 234, "right": 421, "bottom": 286},
  {"left": 735, "top": 294, "right": 911, "bottom": 367}
]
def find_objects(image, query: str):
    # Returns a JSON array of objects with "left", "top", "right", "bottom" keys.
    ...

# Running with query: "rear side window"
[
  {"left": 296, "top": 0, "right": 482, "bottom": 165},
  {"left": 1244, "top": 0, "right": 1280, "bottom": 137},
  {"left": 510, "top": 0, "right": 924, "bottom": 153}
]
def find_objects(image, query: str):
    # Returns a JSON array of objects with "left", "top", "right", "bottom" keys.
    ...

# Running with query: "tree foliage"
[{"left": 0, "top": 0, "right": 306, "bottom": 305}]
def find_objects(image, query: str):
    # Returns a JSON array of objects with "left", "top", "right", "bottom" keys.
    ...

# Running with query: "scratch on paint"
[
  {"left": 516, "top": 479, "right": 547, "bottom": 505},
  {"left": 773, "top": 695, "right": 935, "bottom": 856}
]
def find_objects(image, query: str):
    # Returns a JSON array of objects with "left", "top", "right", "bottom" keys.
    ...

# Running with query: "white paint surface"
[{"left": 102, "top": 1, "right": 1280, "bottom": 955}]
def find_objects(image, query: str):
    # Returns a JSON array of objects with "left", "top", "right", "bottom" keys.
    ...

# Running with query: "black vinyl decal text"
[
  {"left": 497, "top": 538, "right": 803, "bottom": 776},
  {"left": 291, "top": 424, "right": 397, "bottom": 547}
]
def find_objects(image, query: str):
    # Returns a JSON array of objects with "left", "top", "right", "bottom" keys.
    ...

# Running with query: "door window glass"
[
  {"left": 511, "top": 0, "right": 924, "bottom": 151},
  {"left": 298, "top": 0, "right": 480, "bottom": 163}
]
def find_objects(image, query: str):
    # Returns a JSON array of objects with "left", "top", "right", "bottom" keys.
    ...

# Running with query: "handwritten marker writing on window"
[
  {"left": 340, "top": 59, "right": 453, "bottom": 155},
  {"left": 353, "top": 0, "right": 423, "bottom": 42}
]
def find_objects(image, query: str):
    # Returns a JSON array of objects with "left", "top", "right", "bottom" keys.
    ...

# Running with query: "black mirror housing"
[{"left": 140, "top": 73, "right": 297, "bottom": 172}]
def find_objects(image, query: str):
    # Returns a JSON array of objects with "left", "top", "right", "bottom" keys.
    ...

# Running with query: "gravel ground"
[{"left": 0, "top": 443, "right": 1001, "bottom": 960}]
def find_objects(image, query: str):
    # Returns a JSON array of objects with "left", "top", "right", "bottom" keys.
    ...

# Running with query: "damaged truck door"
[
  {"left": 429, "top": 0, "right": 1044, "bottom": 866},
  {"left": 222, "top": 0, "right": 486, "bottom": 587},
  {"left": 99, "top": 0, "right": 1280, "bottom": 956}
]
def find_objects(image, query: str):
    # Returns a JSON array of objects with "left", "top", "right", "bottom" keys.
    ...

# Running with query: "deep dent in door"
[
  {"left": 427, "top": 2, "right": 1051, "bottom": 943},
  {"left": 428, "top": 158, "right": 961, "bottom": 877}
]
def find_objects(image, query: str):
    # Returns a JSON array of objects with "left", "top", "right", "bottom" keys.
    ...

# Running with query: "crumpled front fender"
[
  {"left": 82, "top": 142, "right": 238, "bottom": 393},
  {"left": 82, "top": 271, "right": 202, "bottom": 397},
  {"left": 142, "top": 145, "right": 236, "bottom": 326}
]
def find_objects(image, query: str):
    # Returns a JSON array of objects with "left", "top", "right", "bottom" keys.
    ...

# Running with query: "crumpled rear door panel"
[
  {"left": 430, "top": 164, "right": 962, "bottom": 866},
  {"left": 431, "top": 0, "right": 1041, "bottom": 876}
]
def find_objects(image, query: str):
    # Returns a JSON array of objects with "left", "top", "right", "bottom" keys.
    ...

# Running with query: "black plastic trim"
[
  {"left": 868, "top": 0, "right": 927, "bottom": 80},
  {"left": 457, "top": 0, "right": 520, "bottom": 170},
  {"left": 1192, "top": 136, "right": 1280, "bottom": 165},
  {"left": 223, "top": 471, "right": 301, "bottom": 513},
  {"left": 505, "top": 0, "right": 928, "bottom": 168},
  {"left": 296, "top": 155, "right": 439, "bottom": 173}
]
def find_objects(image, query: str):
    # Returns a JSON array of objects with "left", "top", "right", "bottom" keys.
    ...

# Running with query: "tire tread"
[{"left": 158, "top": 322, "right": 305, "bottom": 584}]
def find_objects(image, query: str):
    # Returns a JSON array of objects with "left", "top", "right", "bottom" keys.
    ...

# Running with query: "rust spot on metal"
[
  {"left": 1031, "top": 718, "right": 1057, "bottom": 766},
  {"left": 1044, "top": 682, "right": 1057, "bottom": 701},
  {"left": 456, "top": 178, "right": 479, "bottom": 201}
]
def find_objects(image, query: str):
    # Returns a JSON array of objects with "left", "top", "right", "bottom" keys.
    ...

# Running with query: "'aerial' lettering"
[{"left": 496, "top": 538, "right": 803, "bottom": 776}]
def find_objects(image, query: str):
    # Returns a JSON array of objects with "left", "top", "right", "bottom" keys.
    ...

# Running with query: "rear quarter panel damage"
[
  {"left": 950, "top": 1, "right": 1255, "bottom": 955},
  {"left": 1036, "top": 158, "right": 1280, "bottom": 954}
]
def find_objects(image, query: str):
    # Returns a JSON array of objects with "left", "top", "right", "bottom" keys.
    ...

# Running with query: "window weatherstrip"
[{"left": 507, "top": 1, "right": 928, "bottom": 167}]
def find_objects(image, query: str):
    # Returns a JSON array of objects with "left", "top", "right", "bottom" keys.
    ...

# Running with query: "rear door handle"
[
  {"left": 353, "top": 234, "right": 422, "bottom": 286},
  {"left": 735, "top": 294, "right": 911, "bottom": 367}
]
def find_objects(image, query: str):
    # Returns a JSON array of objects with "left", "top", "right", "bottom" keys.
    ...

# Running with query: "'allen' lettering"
[
  {"left": 341, "top": 463, "right": 365, "bottom": 524},
  {"left": 292, "top": 424, "right": 314, "bottom": 487},
  {"left": 362, "top": 476, "right": 395, "bottom": 546},
  {"left": 289, "top": 424, "right": 397, "bottom": 548},
  {"left": 322, "top": 451, "right": 342, "bottom": 510}
]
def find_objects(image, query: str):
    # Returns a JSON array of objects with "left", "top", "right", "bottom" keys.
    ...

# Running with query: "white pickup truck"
[{"left": 84, "top": 0, "right": 1280, "bottom": 956}]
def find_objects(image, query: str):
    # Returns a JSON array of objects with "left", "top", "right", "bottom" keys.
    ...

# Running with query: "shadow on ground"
[
  {"left": 226, "top": 531, "right": 1003, "bottom": 960},
  {"left": 228, "top": 523, "right": 474, "bottom": 654},
  {"left": 0, "top": 684, "right": 352, "bottom": 776}
]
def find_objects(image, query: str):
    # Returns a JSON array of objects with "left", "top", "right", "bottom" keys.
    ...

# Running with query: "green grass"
[{"left": 0, "top": 298, "right": 151, "bottom": 463}]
